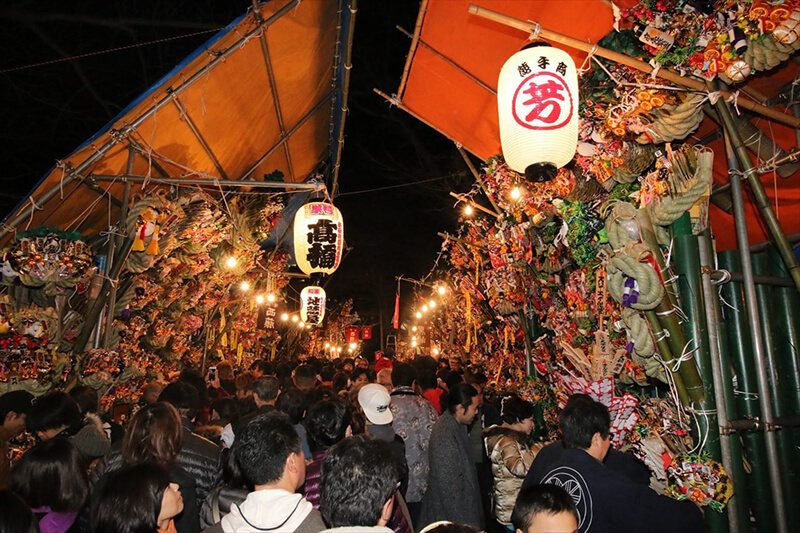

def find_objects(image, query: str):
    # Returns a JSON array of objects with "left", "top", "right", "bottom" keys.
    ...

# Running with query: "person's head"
[
  {"left": 158, "top": 381, "right": 200, "bottom": 421},
  {"left": 417, "top": 370, "right": 438, "bottom": 392},
  {"left": 11, "top": 438, "right": 88, "bottom": 513},
  {"left": 234, "top": 412, "right": 305, "bottom": 491},
  {"left": 305, "top": 399, "right": 351, "bottom": 452},
  {"left": 448, "top": 356, "right": 463, "bottom": 372},
  {"left": 178, "top": 370, "right": 208, "bottom": 406},
  {"left": 216, "top": 361, "right": 234, "bottom": 381},
  {"left": 559, "top": 394, "right": 611, "bottom": 461},
  {"left": 511, "top": 484, "right": 579, "bottom": 533},
  {"left": 251, "top": 360, "right": 273, "bottom": 377},
  {"left": 444, "top": 370, "right": 464, "bottom": 390},
  {"left": 293, "top": 364, "right": 318, "bottom": 391},
  {"left": 141, "top": 382, "right": 164, "bottom": 405},
  {"left": 351, "top": 368, "right": 370, "bottom": 388},
  {"left": 320, "top": 435, "right": 398, "bottom": 528},
  {"left": 122, "top": 402, "right": 183, "bottom": 466},
  {"left": 501, "top": 396, "right": 536, "bottom": 435},
  {"left": 252, "top": 376, "right": 280, "bottom": 407},
  {"left": 0, "top": 489, "right": 39, "bottom": 533},
  {"left": 320, "top": 365, "right": 336, "bottom": 383},
  {"left": 418, "top": 522, "right": 479, "bottom": 533},
  {"left": 92, "top": 462, "right": 183, "bottom": 533},
  {"left": 68, "top": 386, "right": 99, "bottom": 415},
  {"left": 354, "top": 357, "right": 368, "bottom": 370},
  {"left": 342, "top": 358, "right": 355, "bottom": 373},
  {"left": 235, "top": 371, "right": 257, "bottom": 400},
  {"left": 25, "top": 391, "right": 81, "bottom": 440},
  {"left": 0, "top": 390, "right": 34, "bottom": 438},
  {"left": 357, "top": 384, "right": 393, "bottom": 426},
  {"left": 446, "top": 383, "right": 480, "bottom": 425},
  {"left": 391, "top": 362, "right": 418, "bottom": 389},
  {"left": 332, "top": 372, "right": 349, "bottom": 393},
  {"left": 211, "top": 397, "right": 240, "bottom": 425},
  {"left": 464, "top": 371, "right": 488, "bottom": 394},
  {"left": 376, "top": 368, "right": 393, "bottom": 392},
  {"left": 275, "top": 387, "right": 308, "bottom": 425}
]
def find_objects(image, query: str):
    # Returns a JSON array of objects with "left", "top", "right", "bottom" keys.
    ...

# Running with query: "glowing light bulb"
[
  {"left": 464, "top": 205, "right": 473, "bottom": 216},
  {"left": 411, "top": 340, "right": 418, "bottom": 347},
  {"left": 412, "top": 336, "right": 417, "bottom": 341},
  {"left": 412, "top": 326, "right": 418, "bottom": 332},
  {"left": 291, "top": 315, "right": 299, "bottom": 322},
  {"left": 255, "top": 294, "right": 265, "bottom": 304},
  {"left": 415, "top": 311, "right": 422, "bottom": 319},
  {"left": 429, "top": 300, "right": 436, "bottom": 308},
  {"left": 325, "top": 342, "right": 330, "bottom": 348},
  {"left": 337, "top": 347, "right": 343, "bottom": 353},
  {"left": 438, "top": 286, "right": 446, "bottom": 295},
  {"left": 422, "top": 305, "right": 428, "bottom": 312},
  {"left": 510, "top": 187, "right": 522, "bottom": 200},
  {"left": 226, "top": 256, "right": 237, "bottom": 268},
  {"left": 281, "top": 313, "right": 289, "bottom": 321},
  {"left": 299, "top": 321, "right": 305, "bottom": 327},
  {"left": 433, "top": 347, "right": 440, "bottom": 355},
  {"left": 348, "top": 347, "right": 354, "bottom": 353},
  {"left": 349, "top": 343, "right": 357, "bottom": 350},
  {"left": 267, "top": 293, "right": 276, "bottom": 303}
]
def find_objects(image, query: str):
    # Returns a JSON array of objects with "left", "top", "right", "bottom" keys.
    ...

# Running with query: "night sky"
[{"left": 0, "top": 1, "right": 477, "bottom": 340}]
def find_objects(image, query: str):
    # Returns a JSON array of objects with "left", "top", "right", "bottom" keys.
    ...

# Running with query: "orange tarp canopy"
[{"left": 396, "top": 0, "right": 800, "bottom": 249}]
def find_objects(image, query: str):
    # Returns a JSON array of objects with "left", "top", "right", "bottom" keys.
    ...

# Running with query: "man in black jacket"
[{"left": 532, "top": 395, "right": 703, "bottom": 533}]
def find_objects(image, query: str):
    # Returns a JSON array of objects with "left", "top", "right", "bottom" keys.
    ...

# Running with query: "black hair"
[
  {"left": 275, "top": 387, "right": 308, "bottom": 425},
  {"left": 219, "top": 447, "right": 253, "bottom": 491},
  {"left": 293, "top": 364, "right": 318, "bottom": 387},
  {"left": 501, "top": 396, "right": 535, "bottom": 425},
  {"left": 410, "top": 355, "right": 438, "bottom": 374},
  {"left": 332, "top": 372, "right": 349, "bottom": 393},
  {"left": 68, "top": 386, "right": 99, "bottom": 415},
  {"left": 0, "top": 390, "right": 34, "bottom": 421},
  {"left": 511, "top": 484, "right": 578, "bottom": 532},
  {"left": 391, "top": 363, "right": 418, "bottom": 388},
  {"left": 350, "top": 368, "right": 370, "bottom": 383},
  {"left": 11, "top": 438, "right": 88, "bottom": 512},
  {"left": 445, "top": 383, "right": 478, "bottom": 414},
  {"left": 0, "top": 490, "right": 40, "bottom": 533},
  {"left": 178, "top": 369, "right": 209, "bottom": 406},
  {"left": 559, "top": 395, "right": 610, "bottom": 449},
  {"left": 320, "top": 365, "right": 336, "bottom": 382},
  {"left": 305, "top": 399, "right": 351, "bottom": 452},
  {"left": 465, "top": 371, "right": 488, "bottom": 387},
  {"left": 419, "top": 523, "right": 479, "bottom": 533},
  {"left": 444, "top": 370, "right": 464, "bottom": 390},
  {"left": 91, "top": 462, "right": 171, "bottom": 533},
  {"left": 250, "top": 359, "right": 274, "bottom": 375},
  {"left": 25, "top": 391, "right": 81, "bottom": 434},
  {"left": 211, "top": 397, "right": 241, "bottom": 426},
  {"left": 158, "top": 381, "right": 201, "bottom": 420},
  {"left": 234, "top": 412, "right": 301, "bottom": 486},
  {"left": 417, "top": 370, "right": 438, "bottom": 391},
  {"left": 252, "top": 376, "right": 280, "bottom": 402},
  {"left": 320, "top": 435, "right": 399, "bottom": 528},
  {"left": 275, "top": 362, "right": 293, "bottom": 380}
]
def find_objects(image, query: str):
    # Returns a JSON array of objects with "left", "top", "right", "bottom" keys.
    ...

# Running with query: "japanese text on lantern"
[
  {"left": 512, "top": 57, "right": 573, "bottom": 131},
  {"left": 306, "top": 296, "right": 322, "bottom": 325},
  {"left": 306, "top": 219, "right": 339, "bottom": 269}
]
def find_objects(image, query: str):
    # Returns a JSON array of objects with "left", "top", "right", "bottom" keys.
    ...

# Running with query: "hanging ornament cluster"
[
  {"left": 498, "top": 43, "right": 579, "bottom": 182},
  {"left": 293, "top": 202, "right": 344, "bottom": 275},
  {"left": 300, "top": 286, "right": 326, "bottom": 326}
]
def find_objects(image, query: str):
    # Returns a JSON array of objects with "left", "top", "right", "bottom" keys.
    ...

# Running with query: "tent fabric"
[
  {"left": 3, "top": 0, "right": 347, "bottom": 243},
  {"left": 397, "top": 0, "right": 800, "bottom": 249}
]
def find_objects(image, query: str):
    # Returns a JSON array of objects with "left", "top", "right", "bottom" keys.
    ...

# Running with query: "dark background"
[{"left": 0, "top": 0, "right": 478, "bottom": 346}]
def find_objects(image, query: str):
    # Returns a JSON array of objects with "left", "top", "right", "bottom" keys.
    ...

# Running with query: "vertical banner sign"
[
  {"left": 257, "top": 305, "right": 277, "bottom": 330},
  {"left": 346, "top": 327, "right": 360, "bottom": 344},
  {"left": 293, "top": 202, "right": 344, "bottom": 275},
  {"left": 300, "top": 286, "right": 326, "bottom": 326},
  {"left": 361, "top": 326, "right": 373, "bottom": 340},
  {"left": 392, "top": 291, "right": 400, "bottom": 330},
  {"left": 498, "top": 44, "right": 579, "bottom": 181}
]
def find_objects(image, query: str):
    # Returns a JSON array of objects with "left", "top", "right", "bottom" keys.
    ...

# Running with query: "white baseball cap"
[{"left": 358, "top": 383, "right": 393, "bottom": 425}]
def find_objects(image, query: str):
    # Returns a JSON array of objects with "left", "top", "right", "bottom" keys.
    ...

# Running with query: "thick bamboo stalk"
[
  {"left": 645, "top": 310, "right": 690, "bottom": 406},
  {"left": 398, "top": 0, "right": 430, "bottom": 98},
  {"left": 467, "top": 4, "right": 800, "bottom": 129}
]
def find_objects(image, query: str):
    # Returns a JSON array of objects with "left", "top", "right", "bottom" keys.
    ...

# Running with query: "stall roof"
[
  {"left": 2, "top": 0, "right": 354, "bottom": 243},
  {"left": 391, "top": 0, "right": 800, "bottom": 250}
]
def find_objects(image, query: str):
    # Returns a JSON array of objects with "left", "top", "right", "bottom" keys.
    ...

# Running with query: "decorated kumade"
[
  {"left": 6, "top": 227, "right": 94, "bottom": 294},
  {"left": 293, "top": 202, "right": 344, "bottom": 275},
  {"left": 300, "top": 286, "right": 326, "bottom": 326},
  {"left": 666, "top": 453, "right": 734, "bottom": 512},
  {"left": 497, "top": 43, "right": 578, "bottom": 182}
]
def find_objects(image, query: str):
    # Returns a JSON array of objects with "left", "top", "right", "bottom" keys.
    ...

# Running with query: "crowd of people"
[{"left": 0, "top": 353, "right": 705, "bottom": 533}]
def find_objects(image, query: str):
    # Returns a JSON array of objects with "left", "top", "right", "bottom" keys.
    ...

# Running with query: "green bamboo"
[
  {"left": 702, "top": 233, "right": 751, "bottom": 532},
  {"left": 766, "top": 245, "right": 800, "bottom": 416},
  {"left": 752, "top": 253, "right": 799, "bottom": 524},
  {"left": 672, "top": 230, "right": 726, "bottom": 533},
  {"left": 645, "top": 310, "right": 690, "bottom": 406},
  {"left": 718, "top": 250, "right": 776, "bottom": 531}
]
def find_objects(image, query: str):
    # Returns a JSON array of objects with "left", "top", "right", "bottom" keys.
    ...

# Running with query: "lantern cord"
[
  {"left": 527, "top": 21, "right": 541, "bottom": 41},
  {"left": 577, "top": 43, "right": 598, "bottom": 77}
]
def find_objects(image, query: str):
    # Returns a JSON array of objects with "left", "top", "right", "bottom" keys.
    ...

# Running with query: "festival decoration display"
[
  {"left": 293, "top": 202, "right": 344, "bottom": 275},
  {"left": 666, "top": 453, "right": 734, "bottom": 511},
  {"left": 300, "top": 285, "right": 326, "bottom": 326},
  {"left": 498, "top": 43, "right": 579, "bottom": 182}
]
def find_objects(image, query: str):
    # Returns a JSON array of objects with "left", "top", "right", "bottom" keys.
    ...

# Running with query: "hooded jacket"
[
  {"left": 483, "top": 425, "right": 542, "bottom": 525},
  {"left": 216, "top": 489, "right": 324, "bottom": 533}
]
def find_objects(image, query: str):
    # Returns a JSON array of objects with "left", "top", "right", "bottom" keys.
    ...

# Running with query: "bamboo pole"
[
  {"left": 437, "top": 231, "right": 487, "bottom": 251},
  {"left": 331, "top": 0, "right": 357, "bottom": 197},
  {"left": 467, "top": 4, "right": 800, "bottom": 129},
  {"left": 456, "top": 144, "right": 504, "bottom": 215},
  {"left": 449, "top": 191, "right": 500, "bottom": 218},
  {"left": 397, "top": 0, "right": 429, "bottom": 98}
]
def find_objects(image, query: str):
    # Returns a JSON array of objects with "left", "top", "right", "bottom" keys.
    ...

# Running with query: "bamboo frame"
[
  {"left": 449, "top": 191, "right": 500, "bottom": 218},
  {"left": 170, "top": 94, "right": 230, "bottom": 180},
  {"left": 331, "top": 0, "right": 358, "bottom": 197},
  {"left": 467, "top": 4, "right": 800, "bottom": 129},
  {"left": 397, "top": 0, "right": 429, "bottom": 98}
]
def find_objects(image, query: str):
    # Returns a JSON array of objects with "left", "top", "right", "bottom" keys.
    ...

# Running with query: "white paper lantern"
[
  {"left": 293, "top": 202, "right": 344, "bottom": 275},
  {"left": 497, "top": 43, "right": 579, "bottom": 182},
  {"left": 300, "top": 286, "right": 326, "bottom": 326}
]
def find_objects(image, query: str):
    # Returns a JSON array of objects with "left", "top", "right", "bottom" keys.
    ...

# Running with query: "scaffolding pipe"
[
  {"left": 722, "top": 134, "right": 788, "bottom": 533},
  {"left": 90, "top": 175, "right": 326, "bottom": 191}
]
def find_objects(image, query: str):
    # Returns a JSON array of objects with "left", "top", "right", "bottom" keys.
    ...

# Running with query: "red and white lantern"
[
  {"left": 497, "top": 43, "right": 579, "bottom": 182},
  {"left": 293, "top": 202, "right": 344, "bottom": 275},
  {"left": 300, "top": 286, "right": 326, "bottom": 326}
]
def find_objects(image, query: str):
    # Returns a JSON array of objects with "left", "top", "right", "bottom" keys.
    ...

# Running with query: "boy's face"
[{"left": 518, "top": 511, "right": 579, "bottom": 533}]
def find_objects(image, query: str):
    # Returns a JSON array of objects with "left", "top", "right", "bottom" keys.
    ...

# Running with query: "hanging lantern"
[
  {"left": 293, "top": 202, "right": 344, "bottom": 275},
  {"left": 300, "top": 286, "right": 326, "bottom": 326},
  {"left": 497, "top": 43, "right": 579, "bottom": 182}
]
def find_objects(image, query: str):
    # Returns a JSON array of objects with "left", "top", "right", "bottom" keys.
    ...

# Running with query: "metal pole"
[
  {"left": 90, "top": 175, "right": 326, "bottom": 190},
  {"left": 698, "top": 232, "right": 741, "bottom": 533},
  {"left": 723, "top": 134, "right": 788, "bottom": 533}
]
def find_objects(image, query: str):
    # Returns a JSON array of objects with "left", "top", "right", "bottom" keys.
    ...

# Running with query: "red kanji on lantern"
[
  {"left": 346, "top": 327, "right": 359, "bottom": 344},
  {"left": 360, "top": 326, "right": 372, "bottom": 340},
  {"left": 512, "top": 72, "right": 573, "bottom": 130}
]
